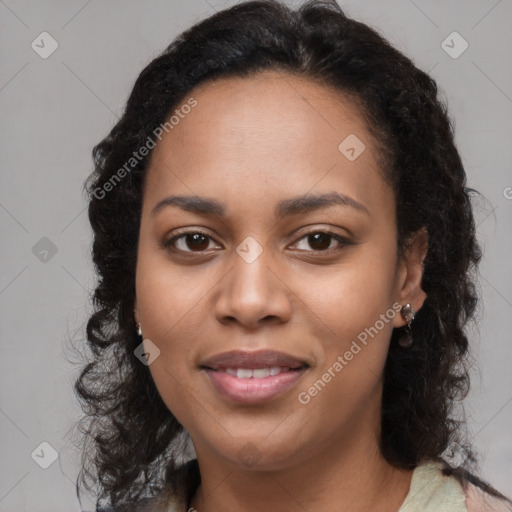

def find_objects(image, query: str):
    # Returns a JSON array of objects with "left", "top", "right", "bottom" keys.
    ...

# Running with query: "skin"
[{"left": 134, "top": 70, "right": 429, "bottom": 512}]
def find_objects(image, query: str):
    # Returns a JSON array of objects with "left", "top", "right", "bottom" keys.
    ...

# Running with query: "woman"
[{"left": 75, "top": 1, "right": 511, "bottom": 511}]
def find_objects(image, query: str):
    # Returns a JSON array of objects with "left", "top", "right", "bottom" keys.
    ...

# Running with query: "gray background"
[{"left": 1, "top": 0, "right": 511, "bottom": 510}]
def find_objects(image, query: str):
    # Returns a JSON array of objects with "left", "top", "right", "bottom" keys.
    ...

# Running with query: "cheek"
[
  {"left": 136, "top": 249, "right": 209, "bottom": 344},
  {"left": 301, "top": 247, "right": 398, "bottom": 346},
  {"left": 293, "top": 249, "right": 398, "bottom": 411},
  {"left": 147, "top": 355, "right": 204, "bottom": 430},
  {"left": 135, "top": 257, "right": 207, "bottom": 416},
  {"left": 294, "top": 277, "right": 397, "bottom": 436}
]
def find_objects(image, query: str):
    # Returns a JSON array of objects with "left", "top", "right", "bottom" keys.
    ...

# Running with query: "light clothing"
[
  {"left": 164, "top": 460, "right": 511, "bottom": 512},
  {"left": 398, "top": 460, "right": 511, "bottom": 512}
]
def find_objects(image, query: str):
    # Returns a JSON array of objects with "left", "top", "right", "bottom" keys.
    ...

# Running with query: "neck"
[{"left": 188, "top": 422, "right": 414, "bottom": 512}]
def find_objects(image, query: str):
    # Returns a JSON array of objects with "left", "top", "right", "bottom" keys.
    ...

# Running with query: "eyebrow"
[{"left": 151, "top": 191, "right": 369, "bottom": 219}]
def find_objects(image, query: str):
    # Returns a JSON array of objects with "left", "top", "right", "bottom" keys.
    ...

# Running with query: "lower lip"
[{"left": 204, "top": 368, "right": 307, "bottom": 404}]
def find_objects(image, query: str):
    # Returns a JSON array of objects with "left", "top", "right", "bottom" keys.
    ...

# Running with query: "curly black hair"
[{"left": 74, "top": 0, "right": 509, "bottom": 509}]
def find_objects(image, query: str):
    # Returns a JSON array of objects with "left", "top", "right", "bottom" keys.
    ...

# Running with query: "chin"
[{"left": 197, "top": 433, "right": 311, "bottom": 473}]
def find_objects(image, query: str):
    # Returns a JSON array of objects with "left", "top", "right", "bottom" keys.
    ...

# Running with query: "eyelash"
[{"left": 162, "top": 229, "right": 352, "bottom": 255}]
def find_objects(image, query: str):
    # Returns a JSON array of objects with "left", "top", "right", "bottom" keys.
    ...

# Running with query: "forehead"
[
  {"left": 144, "top": 70, "right": 392, "bottom": 222},
  {"left": 151, "top": 70, "right": 372, "bottom": 162}
]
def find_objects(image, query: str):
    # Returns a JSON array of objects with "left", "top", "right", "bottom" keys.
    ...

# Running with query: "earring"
[
  {"left": 399, "top": 303, "right": 415, "bottom": 348},
  {"left": 136, "top": 322, "right": 142, "bottom": 337}
]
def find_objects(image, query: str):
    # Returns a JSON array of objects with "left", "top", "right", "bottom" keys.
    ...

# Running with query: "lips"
[
  {"left": 201, "top": 349, "right": 308, "bottom": 371},
  {"left": 200, "top": 350, "right": 309, "bottom": 404}
]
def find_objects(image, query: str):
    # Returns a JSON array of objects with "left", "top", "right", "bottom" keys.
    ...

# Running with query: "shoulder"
[
  {"left": 399, "top": 459, "right": 512, "bottom": 512},
  {"left": 464, "top": 481, "right": 512, "bottom": 512},
  {"left": 431, "top": 459, "right": 512, "bottom": 512}
]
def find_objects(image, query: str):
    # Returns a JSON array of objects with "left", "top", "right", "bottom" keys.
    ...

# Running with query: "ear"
[{"left": 393, "top": 227, "right": 429, "bottom": 328}]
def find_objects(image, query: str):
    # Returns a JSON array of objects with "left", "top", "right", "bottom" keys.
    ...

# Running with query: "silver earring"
[
  {"left": 399, "top": 303, "right": 415, "bottom": 348},
  {"left": 137, "top": 322, "right": 142, "bottom": 337}
]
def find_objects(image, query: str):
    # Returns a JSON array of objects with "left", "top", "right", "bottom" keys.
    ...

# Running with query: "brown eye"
[
  {"left": 164, "top": 231, "right": 219, "bottom": 253},
  {"left": 183, "top": 233, "right": 210, "bottom": 251},
  {"left": 307, "top": 233, "right": 331, "bottom": 251},
  {"left": 294, "top": 231, "right": 350, "bottom": 252}
]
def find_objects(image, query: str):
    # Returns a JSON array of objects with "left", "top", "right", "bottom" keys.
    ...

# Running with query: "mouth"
[
  {"left": 200, "top": 350, "right": 309, "bottom": 404},
  {"left": 214, "top": 366, "right": 302, "bottom": 378}
]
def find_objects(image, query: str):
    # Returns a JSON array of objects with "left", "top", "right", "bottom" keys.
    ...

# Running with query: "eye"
[
  {"left": 163, "top": 230, "right": 221, "bottom": 253},
  {"left": 163, "top": 229, "right": 352, "bottom": 255},
  {"left": 292, "top": 230, "right": 351, "bottom": 252}
]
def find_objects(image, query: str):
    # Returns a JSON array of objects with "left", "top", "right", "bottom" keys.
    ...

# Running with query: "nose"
[{"left": 213, "top": 242, "right": 292, "bottom": 329}]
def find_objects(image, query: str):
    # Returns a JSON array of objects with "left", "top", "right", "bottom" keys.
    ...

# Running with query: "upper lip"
[{"left": 201, "top": 350, "right": 309, "bottom": 370}]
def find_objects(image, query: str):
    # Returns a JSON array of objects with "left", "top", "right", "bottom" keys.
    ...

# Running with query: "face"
[{"left": 134, "top": 70, "right": 427, "bottom": 472}]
